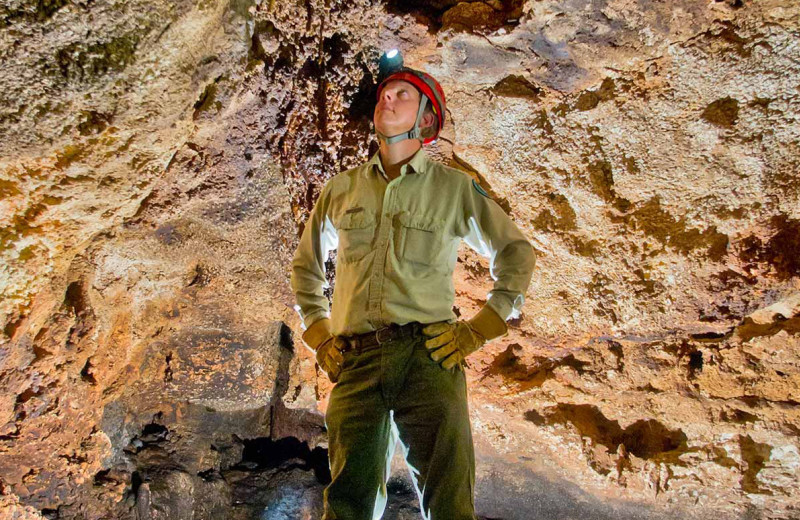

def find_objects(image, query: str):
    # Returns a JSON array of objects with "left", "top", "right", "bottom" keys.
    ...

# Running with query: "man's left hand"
[
  {"left": 422, "top": 320, "right": 484, "bottom": 370},
  {"left": 421, "top": 305, "right": 509, "bottom": 371}
]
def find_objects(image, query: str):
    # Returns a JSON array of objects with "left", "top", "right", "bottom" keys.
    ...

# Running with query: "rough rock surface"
[{"left": 1, "top": 0, "right": 799, "bottom": 519}]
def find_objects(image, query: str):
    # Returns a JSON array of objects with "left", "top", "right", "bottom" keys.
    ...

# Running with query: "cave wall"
[{"left": 1, "top": 0, "right": 798, "bottom": 519}]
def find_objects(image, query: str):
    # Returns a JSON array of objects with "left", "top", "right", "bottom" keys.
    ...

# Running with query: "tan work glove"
[
  {"left": 301, "top": 318, "right": 348, "bottom": 383},
  {"left": 421, "top": 305, "right": 509, "bottom": 371}
]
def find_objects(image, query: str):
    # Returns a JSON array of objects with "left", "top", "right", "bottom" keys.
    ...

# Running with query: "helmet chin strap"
[{"left": 376, "top": 95, "right": 429, "bottom": 145}]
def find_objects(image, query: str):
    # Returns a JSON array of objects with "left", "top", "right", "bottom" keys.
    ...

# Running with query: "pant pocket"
[{"left": 340, "top": 349, "right": 358, "bottom": 373}]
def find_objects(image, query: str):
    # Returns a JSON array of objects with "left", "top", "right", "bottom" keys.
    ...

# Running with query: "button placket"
[{"left": 368, "top": 179, "right": 398, "bottom": 327}]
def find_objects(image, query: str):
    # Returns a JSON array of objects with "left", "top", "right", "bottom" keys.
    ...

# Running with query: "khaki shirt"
[{"left": 290, "top": 147, "right": 536, "bottom": 337}]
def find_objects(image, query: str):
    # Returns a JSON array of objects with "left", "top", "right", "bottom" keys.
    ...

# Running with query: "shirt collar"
[{"left": 365, "top": 147, "right": 429, "bottom": 179}]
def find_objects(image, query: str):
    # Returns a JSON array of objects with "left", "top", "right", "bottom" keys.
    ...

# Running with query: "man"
[{"left": 290, "top": 64, "right": 536, "bottom": 520}]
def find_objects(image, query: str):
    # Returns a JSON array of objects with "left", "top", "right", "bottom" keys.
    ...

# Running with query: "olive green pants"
[{"left": 322, "top": 328, "right": 477, "bottom": 520}]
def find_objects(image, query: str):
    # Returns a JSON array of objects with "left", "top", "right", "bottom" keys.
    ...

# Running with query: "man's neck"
[{"left": 378, "top": 138, "right": 422, "bottom": 181}]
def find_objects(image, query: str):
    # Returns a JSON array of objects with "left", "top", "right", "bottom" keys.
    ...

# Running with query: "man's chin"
[
  {"left": 375, "top": 123, "right": 398, "bottom": 135},
  {"left": 375, "top": 117, "right": 395, "bottom": 129},
  {"left": 375, "top": 120, "right": 411, "bottom": 137}
]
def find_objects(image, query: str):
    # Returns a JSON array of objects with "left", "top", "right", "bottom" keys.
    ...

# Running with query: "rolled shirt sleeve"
[
  {"left": 290, "top": 182, "right": 339, "bottom": 331},
  {"left": 460, "top": 178, "right": 536, "bottom": 321}
]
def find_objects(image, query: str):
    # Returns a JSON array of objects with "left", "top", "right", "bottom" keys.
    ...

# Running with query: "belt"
[{"left": 340, "top": 322, "right": 423, "bottom": 354}]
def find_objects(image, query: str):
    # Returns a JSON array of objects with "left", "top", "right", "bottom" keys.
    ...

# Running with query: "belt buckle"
[{"left": 375, "top": 326, "right": 392, "bottom": 345}]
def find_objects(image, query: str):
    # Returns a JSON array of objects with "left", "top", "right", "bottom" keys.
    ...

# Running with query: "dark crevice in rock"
[
  {"left": 484, "top": 344, "right": 589, "bottom": 390},
  {"left": 193, "top": 76, "right": 224, "bottom": 120},
  {"left": 720, "top": 408, "right": 758, "bottom": 424},
  {"left": 737, "top": 314, "right": 800, "bottom": 342},
  {"left": 197, "top": 467, "right": 223, "bottom": 482},
  {"left": 586, "top": 159, "right": 616, "bottom": 203},
  {"left": 636, "top": 383, "right": 664, "bottom": 394},
  {"left": 702, "top": 96, "right": 740, "bottom": 127},
  {"left": 344, "top": 51, "right": 379, "bottom": 122},
  {"left": 611, "top": 196, "right": 730, "bottom": 262},
  {"left": 385, "top": 0, "right": 523, "bottom": 35},
  {"left": 383, "top": 1, "right": 446, "bottom": 33},
  {"left": 442, "top": 0, "right": 524, "bottom": 34},
  {"left": 530, "top": 404, "right": 690, "bottom": 463},
  {"left": 163, "top": 351, "right": 173, "bottom": 382},
  {"left": 710, "top": 445, "right": 739, "bottom": 470},
  {"left": 3, "top": 313, "right": 25, "bottom": 341},
  {"left": 664, "top": 340, "right": 707, "bottom": 380},
  {"left": 622, "top": 419, "right": 689, "bottom": 460},
  {"left": 61, "top": 279, "right": 97, "bottom": 359},
  {"left": 77, "top": 109, "right": 113, "bottom": 136},
  {"left": 715, "top": 0, "right": 744, "bottom": 8},
  {"left": 632, "top": 267, "right": 666, "bottom": 298},
  {"left": 126, "top": 421, "right": 170, "bottom": 454},
  {"left": 524, "top": 409, "right": 546, "bottom": 425},
  {"left": 93, "top": 468, "right": 121, "bottom": 486},
  {"left": 491, "top": 74, "right": 543, "bottom": 100},
  {"left": 689, "top": 330, "right": 732, "bottom": 342},
  {"left": 63, "top": 280, "right": 90, "bottom": 319},
  {"left": 533, "top": 192, "right": 577, "bottom": 232},
  {"left": 737, "top": 215, "right": 800, "bottom": 281},
  {"left": 575, "top": 77, "right": 616, "bottom": 111},
  {"left": 32, "top": 327, "right": 54, "bottom": 360},
  {"left": 736, "top": 396, "right": 800, "bottom": 407},
  {"left": 80, "top": 357, "right": 97, "bottom": 385},
  {"left": 45, "top": 32, "right": 142, "bottom": 86},
  {"left": 684, "top": 19, "right": 753, "bottom": 57},
  {"left": 687, "top": 350, "right": 703, "bottom": 378},
  {"left": 234, "top": 435, "right": 331, "bottom": 484},
  {"left": 739, "top": 435, "right": 772, "bottom": 495}
]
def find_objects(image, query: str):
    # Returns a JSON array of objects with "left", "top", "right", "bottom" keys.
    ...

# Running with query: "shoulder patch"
[{"left": 472, "top": 178, "right": 491, "bottom": 198}]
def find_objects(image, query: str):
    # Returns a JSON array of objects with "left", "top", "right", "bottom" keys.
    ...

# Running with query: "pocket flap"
[
  {"left": 337, "top": 210, "right": 375, "bottom": 230},
  {"left": 397, "top": 213, "right": 441, "bottom": 232}
]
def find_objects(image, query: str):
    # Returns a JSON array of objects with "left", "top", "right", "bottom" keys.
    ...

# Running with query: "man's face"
[{"left": 374, "top": 79, "right": 432, "bottom": 138}]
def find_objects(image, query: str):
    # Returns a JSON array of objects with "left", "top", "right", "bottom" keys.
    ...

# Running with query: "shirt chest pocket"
[
  {"left": 397, "top": 214, "right": 444, "bottom": 266},
  {"left": 335, "top": 210, "right": 376, "bottom": 264}
]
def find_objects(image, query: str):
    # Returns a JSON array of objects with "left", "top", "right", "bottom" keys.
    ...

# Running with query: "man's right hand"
[
  {"left": 301, "top": 318, "right": 348, "bottom": 383},
  {"left": 315, "top": 335, "right": 347, "bottom": 382}
]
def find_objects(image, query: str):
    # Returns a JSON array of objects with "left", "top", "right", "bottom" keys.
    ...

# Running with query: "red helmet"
[{"left": 376, "top": 67, "right": 446, "bottom": 145}]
